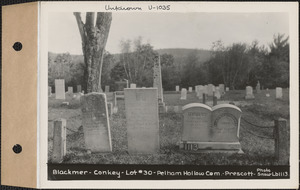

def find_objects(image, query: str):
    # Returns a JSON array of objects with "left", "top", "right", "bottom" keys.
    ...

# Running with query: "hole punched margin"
[{"left": 12, "top": 42, "right": 22, "bottom": 51}]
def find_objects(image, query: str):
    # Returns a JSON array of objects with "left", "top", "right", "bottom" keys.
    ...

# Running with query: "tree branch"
[{"left": 73, "top": 12, "right": 86, "bottom": 51}]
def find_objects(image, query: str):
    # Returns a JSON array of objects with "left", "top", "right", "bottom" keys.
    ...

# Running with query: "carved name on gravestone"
[
  {"left": 180, "top": 103, "right": 242, "bottom": 152},
  {"left": 176, "top": 85, "right": 180, "bottom": 92},
  {"left": 77, "top": 85, "right": 82, "bottom": 93},
  {"left": 105, "top": 85, "right": 110, "bottom": 92},
  {"left": 207, "top": 84, "right": 214, "bottom": 96},
  {"left": 68, "top": 87, "right": 73, "bottom": 94},
  {"left": 180, "top": 88, "right": 187, "bottom": 100},
  {"left": 125, "top": 88, "right": 159, "bottom": 153},
  {"left": 276, "top": 87, "right": 283, "bottom": 99},
  {"left": 245, "top": 86, "right": 255, "bottom": 99},
  {"left": 153, "top": 55, "right": 164, "bottom": 103},
  {"left": 55, "top": 79, "right": 65, "bottom": 99},
  {"left": 48, "top": 86, "right": 52, "bottom": 97},
  {"left": 81, "top": 93, "right": 112, "bottom": 152}
]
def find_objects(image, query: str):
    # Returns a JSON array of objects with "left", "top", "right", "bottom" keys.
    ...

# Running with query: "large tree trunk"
[{"left": 74, "top": 12, "right": 112, "bottom": 93}]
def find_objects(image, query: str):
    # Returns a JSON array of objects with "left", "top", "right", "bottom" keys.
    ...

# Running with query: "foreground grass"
[{"left": 48, "top": 89, "right": 289, "bottom": 165}]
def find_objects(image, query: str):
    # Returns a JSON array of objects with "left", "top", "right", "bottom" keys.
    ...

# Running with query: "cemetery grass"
[{"left": 48, "top": 89, "right": 289, "bottom": 165}]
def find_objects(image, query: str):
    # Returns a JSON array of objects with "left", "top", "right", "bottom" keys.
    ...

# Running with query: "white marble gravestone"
[
  {"left": 207, "top": 84, "right": 214, "bottom": 96},
  {"left": 276, "top": 87, "right": 283, "bottom": 99},
  {"left": 55, "top": 79, "right": 65, "bottom": 100},
  {"left": 219, "top": 84, "right": 225, "bottom": 95},
  {"left": 68, "top": 87, "right": 73, "bottom": 94},
  {"left": 176, "top": 85, "right": 179, "bottom": 92},
  {"left": 180, "top": 88, "right": 187, "bottom": 100},
  {"left": 130, "top": 83, "right": 136, "bottom": 88},
  {"left": 245, "top": 86, "right": 255, "bottom": 99},
  {"left": 215, "top": 87, "right": 221, "bottom": 99}
]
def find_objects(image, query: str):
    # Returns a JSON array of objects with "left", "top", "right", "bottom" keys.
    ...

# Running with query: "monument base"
[
  {"left": 245, "top": 95, "right": 255, "bottom": 99},
  {"left": 179, "top": 141, "right": 243, "bottom": 154}
]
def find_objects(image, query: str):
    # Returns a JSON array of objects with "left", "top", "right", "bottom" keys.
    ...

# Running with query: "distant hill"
[
  {"left": 48, "top": 48, "right": 213, "bottom": 69},
  {"left": 156, "top": 48, "right": 212, "bottom": 68}
]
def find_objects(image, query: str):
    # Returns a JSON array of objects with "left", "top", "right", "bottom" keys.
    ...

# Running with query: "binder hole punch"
[
  {"left": 12, "top": 144, "right": 22, "bottom": 154},
  {"left": 12, "top": 42, "right": 22, "bottom": 51}
]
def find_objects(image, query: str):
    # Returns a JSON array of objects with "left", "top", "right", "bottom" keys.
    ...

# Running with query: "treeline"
[{"left": 48, "top": 34, "right": 289, "bottom": 91}]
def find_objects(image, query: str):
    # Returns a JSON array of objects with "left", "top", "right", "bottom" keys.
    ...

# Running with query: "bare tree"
[{"left": 74, "top": 12, "right": 112, "bottom": 93}]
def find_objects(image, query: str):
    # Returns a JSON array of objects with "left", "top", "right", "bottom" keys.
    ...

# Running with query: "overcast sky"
[{"left": 48, "top": 12, "right": 289, "bottom": 54}]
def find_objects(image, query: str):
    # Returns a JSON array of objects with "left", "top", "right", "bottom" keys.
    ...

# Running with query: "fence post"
[
  {"left": 52, "top": 119, "right": 67, "bottom": 163},
  {"left": 202, "top": 93, "right": 206, "bottom": 104},
  {"left": 274, "top": 118, "right": 288, "bottom": 165}
]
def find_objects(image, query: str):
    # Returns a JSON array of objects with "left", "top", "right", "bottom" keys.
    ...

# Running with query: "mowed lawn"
[{"left": 48, "top": 89, "right": 290, "bottom": 165}]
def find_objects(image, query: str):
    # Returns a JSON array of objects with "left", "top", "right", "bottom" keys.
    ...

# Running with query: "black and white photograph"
[{"left": 40, "top": 1, "right": 298, "bottom": 188}]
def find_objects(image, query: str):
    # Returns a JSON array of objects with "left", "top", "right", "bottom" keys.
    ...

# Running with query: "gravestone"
[
  {"left": 55, "top": 79, "right": 65, "bottom": 100},
  {"left": 256, "top": 81, "right": 261, "bottom": 93},
  {"left": 115, "top": 91, "right": 125, "bottom": 99},
  {"left": 81, "top": 93, "right": 112, "bottom": 152},
  {"left": 181, "top": 103, "right": 212, "bottom": 142},
  {"left": 188, "top": 87, "right": 193, "bottom": 92},
  {"left": 106, "top": 92, "right": 117, "bottom": 113},
  {"left": 176, "top": 85, "right": 180, "bottom": 92},
  {"left": 198, "top": 86, "right": 204, "bottom": 99},
  {"left": 180, "top": 88, "right": 187, "bottom": 100},
  {"left": 245, "top": 86, "right": 255, "bottom": 99},
  {"left": 77, "top": 85, "right": 82, "bottom": 93},
  {"left": 276, "top": 87, "right": 283, "bottom": 99},
  {"left": 210, "top": 104, "right": 242, "bottom": 150},
  {"left": 180, "top": 103, "right": 242, "bottom": 152},
  {"left": 52, "top": 119, "right": 66, "bottom": 163},
  {"left": 125, "top": 88, "right": 159, "bottom": 153},
  {"left": 48, "top": 86, "right": 52, "bottom": 97},
  {"left": 203, "top": 85, "right": 208, "bottom": 94},
  {"left": 153, "top": 55, "right": 164, "bottom": 103},
  {"left": 207, "top": 84, "right": 214, "bottom": 96},
  {"left": 68, "top": 87, "right": 73, "bottom": 94},
  {"left": 115, "top": 81, "right": 128, "bottom": 91},
  {"left": 130, "top": 83, "right": 136, "bottom": 88},
  {"left": 215, "top": 87, "right": 221, "bottom": 99},
  {"left": 219, "top": 84, "right": 225, "bottom": 95},
  {"left": 105, "top": 85, "right": 110, "bottom": 92},
  {"left": 225, "top": 87, "right": 229, "bottom": 92}
]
